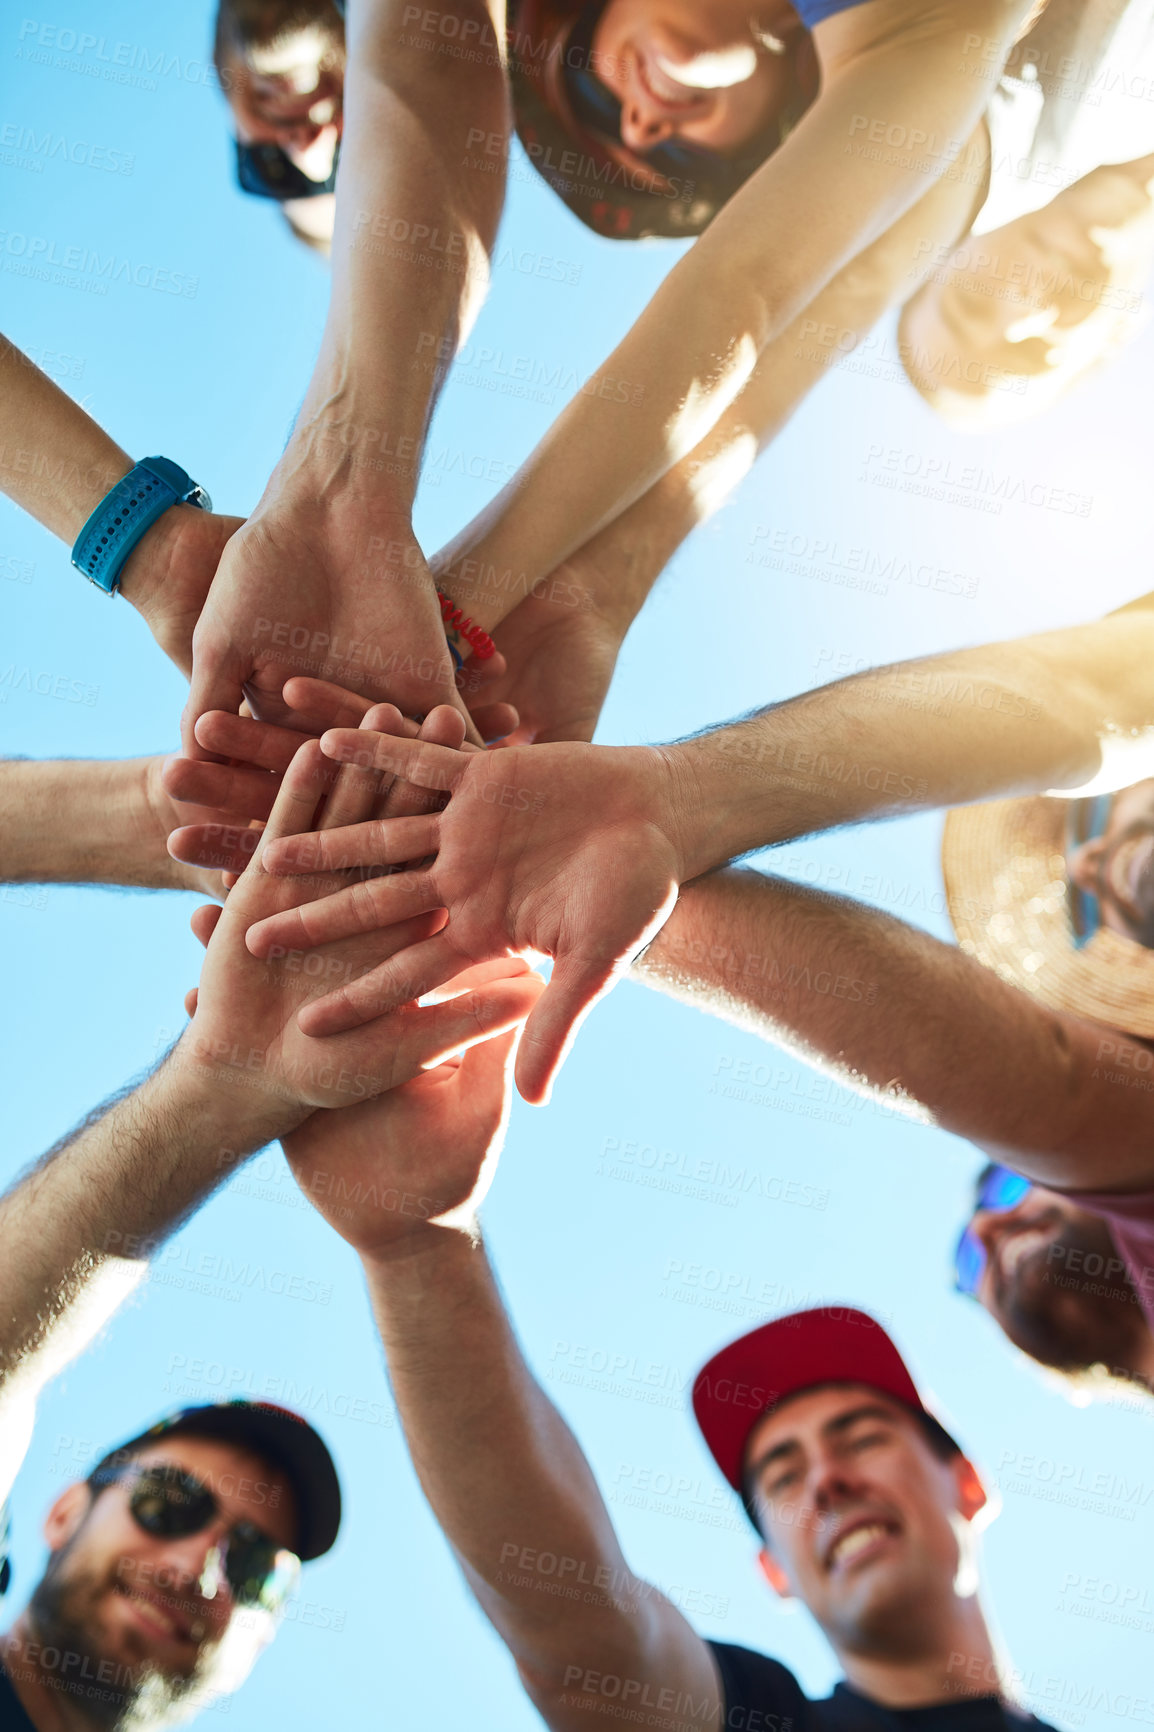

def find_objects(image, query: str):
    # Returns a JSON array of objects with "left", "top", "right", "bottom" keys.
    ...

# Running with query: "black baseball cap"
[{"left": 92, "top": 1401, "right": 341, "bottom": 1562}]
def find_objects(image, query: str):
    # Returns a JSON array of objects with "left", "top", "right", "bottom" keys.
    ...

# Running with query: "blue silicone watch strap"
[{"left": 71, "top": 456, "right": 211, "bottom": 596}]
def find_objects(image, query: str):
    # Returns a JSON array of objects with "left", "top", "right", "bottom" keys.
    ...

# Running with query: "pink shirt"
[{"left": 1066, "top": 1187, "right": 1154, "bottom": 1331}]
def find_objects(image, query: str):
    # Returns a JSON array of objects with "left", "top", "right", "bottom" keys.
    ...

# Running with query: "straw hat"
[{"left": 941, "top": 794, "right": 1154, "bottom": 1039}]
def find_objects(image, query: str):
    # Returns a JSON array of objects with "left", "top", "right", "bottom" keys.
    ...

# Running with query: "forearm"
[
  {"left": 635, "top": 868, "right": 1154, "bottom": 1191},
  {"left": 0, "top": 336, "right": 131, "bottom": 539},
  {"left": 363, "top": 1230, "right": 661, "bottom": 1698},
  {"left": 0, "top": 1061, "right": 276, "bottom": 1496},
  {"left": 439, "top": 122, "right": 988, "bottom": 634},
  {"left": 664, "top": 604, "right": 1154, "bottom": 877},
  {"left": 275, "top": 1, "right": 508, "bottom": 518},
  {"left": 434, "top": 8, "right": 1021, "bottom": 584},
  {"left": 0, "top": 757, "right": 199, "bottom": 892},
  {"left": 0, "top": 335, "right": 231, "bottom": 660}
]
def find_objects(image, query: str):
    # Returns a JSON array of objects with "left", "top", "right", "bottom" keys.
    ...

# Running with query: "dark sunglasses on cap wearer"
[
  {"left": 234, "top": 138, "right": 339, "bottom": 202},
  {"left": 88, "top": 1462, "right": 301, "bottom": 1611},
  {"left": 953, "top": 1163, "right": 1032, "bottom": 1298}
]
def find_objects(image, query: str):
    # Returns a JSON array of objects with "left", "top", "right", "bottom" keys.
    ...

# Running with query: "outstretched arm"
[
  {"left": 429, "top": 0, "right": 1028, "bottom": 591},
  {"left": 0, "top": 334, "right": 241, "bottom": 675},
  {"left": 635, "top": 867, "right": 1154, "bottom": 1195},
  {"left": 185, "top": 0, "right": 511, "bottom": 742},
  {"left": 438, "top": 139, "right": 988, "bottom": 743},
  {"left": 363, "top": 1233, "right": 722, "bottom": 1732},
  {"left": 278, "top": 1032, "right": 722, "bottom": 1732},
  {"left": 0, "top": 1062, "right": 283, "bottom": 1508},
  {"left": 0, "top": 726, "right": 539, "bottom": 1505},
  {"left": 247, "top": 588, "right": 1154, "bottom": 1101}
]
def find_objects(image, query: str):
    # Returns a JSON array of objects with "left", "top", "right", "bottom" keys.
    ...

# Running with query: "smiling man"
[
  {"left": 361, "top": 1230, "right": 1061, "bottom": 1725},
  {"left": 0, "top": 1402, "right": 337, "bottom": 1731},
  {"left": 694, "top": 1309, "right": 1014, "bottom": 1717}
]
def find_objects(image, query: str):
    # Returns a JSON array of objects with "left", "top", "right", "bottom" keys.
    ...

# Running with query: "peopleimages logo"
[
  {"left": 15, "top": 20, "right": 225, "bottom": 90},
  {"left": 0, "top": 231, "right": 197, "bottom": 297}
]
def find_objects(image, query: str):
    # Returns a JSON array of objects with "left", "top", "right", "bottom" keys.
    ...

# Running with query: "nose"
[
  {"left": 805, "top": 1447, "right": 868, "bottom": 1516},
  {"left": 246, "top": 113, "right": 325, "bottom": 153},
  {"left": 619, "top": 101, "right": 676, "bottom": 153},
  {"left": 149, "top": 1529, "right": 235, "bottom": 1618}
]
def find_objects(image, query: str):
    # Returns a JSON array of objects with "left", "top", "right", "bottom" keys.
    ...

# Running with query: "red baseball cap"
[{"left": 693, "top": 1307, "right": 960, "bottom": 1491}]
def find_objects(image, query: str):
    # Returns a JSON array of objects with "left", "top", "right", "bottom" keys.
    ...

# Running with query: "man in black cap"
[
  {"left": 274, "top": 1051, "right": 1057, "bottom": 1726},
  {"left": 0, "top": 1400, "right": 339, "bottom": 1730}
]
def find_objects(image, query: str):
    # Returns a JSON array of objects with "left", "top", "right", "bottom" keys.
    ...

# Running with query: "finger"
[
  {"left": 195, "top": 710, "right": 312, "bottom": 773},
  {"left": 163, "top": 757, "right": 282, "bottom": 825},
  {"left": 321, "top": 728, "right": 468, "bottom": 792},
  {"left": 282, "top": 677, "right": 376, "bottom": 733},
  {"left": 184, "top": 987, "right": 199, "bottom": 1017},
  {"left": 515, "top": 953, "right": 620, "bottom": 1106},
  {"left": 319, "top": 701, "right": 416, "bottom": 831},
  {"left": 290, "top": 909, "right": 450, "bottom": 1000},
  {"left": 467, "top": 702, "right": 521, "bottom": 744},
  {"left": 169, "top": 823, "right": 263, "bottom": 876},
  {"left": 318, "top": 720, "right": 400, "bottom": 832},
  {"left": 190, "top": 903, "right": 224, "bottom": 949},
  {"left": 446, "top": 1023, "right": 522, "bottom": 1134},
  {"left": 420, "top": 957, "right": 535, "bottom": 1003},
  {"left": 297, "top": 931, "right": 473, "bottom": 1036},
  {"left": 259, "top": 740, "right": 341, "bottom": 849},
  {"left": 379, "top": 706, "right": 465, "bottom": 821},
  {"left": 184, "top": 657, "right": 247, "bottom": 759},
  {"left": 261, "top": 813, "right": 441, "bottom": 877},
  {"left": 246, "top": 866, "right": 442, "bottom": 957},
  {"left": 324, "top": 973, "right": 541, "bottom": 1087}
]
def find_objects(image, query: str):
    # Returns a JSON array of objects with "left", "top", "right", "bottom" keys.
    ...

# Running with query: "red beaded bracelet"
[{"left": 437, "top": 590, "right": 496, "bottom": 660}]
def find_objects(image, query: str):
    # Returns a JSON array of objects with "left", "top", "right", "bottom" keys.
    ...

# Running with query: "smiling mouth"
[
  {"left": 633, "top": 49, "right": 700, "bottom": 113},
  {"left": 115, "top": 1584, "right": 196, "bottom": 1647},
  {"left": 825, "top": 1519, "right": 897, "bottom": 1571}
]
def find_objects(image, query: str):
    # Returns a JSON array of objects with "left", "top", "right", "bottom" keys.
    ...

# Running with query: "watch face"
[{"left": 189, "top": 485, "right": 213, "bottom": 513}]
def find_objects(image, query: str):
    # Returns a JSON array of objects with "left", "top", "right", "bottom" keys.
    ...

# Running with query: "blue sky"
[{"left": 4, "top": 4, "right": 1154, "bottom": 1725}]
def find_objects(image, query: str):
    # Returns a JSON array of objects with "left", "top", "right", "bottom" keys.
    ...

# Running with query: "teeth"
[
  {"left": 831, "top": 1523, "right": 887, "bottom": 1567},
  {"left": 999, "top": 1225, "right": 1049, "bottom": 1278},
  {"left": 122, "top": 1591, "right": 177, "bottom": 1638}
]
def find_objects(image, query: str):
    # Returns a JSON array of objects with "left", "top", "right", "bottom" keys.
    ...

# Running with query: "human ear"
[
  {"left": 953, "top": 1455, "right": 989, "bottom": 1525},
  {"left": 1067, "top": 839, "right": 1104, "bottom": 892},
  {"left": 757, "top": 1547, "right": 793, "bottom": 1599},
  {"left": 42, "top": 1481, "right": 92, "bottom": 1553}
]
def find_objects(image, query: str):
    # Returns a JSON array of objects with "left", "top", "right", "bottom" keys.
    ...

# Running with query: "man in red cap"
[
  {"left": 691, "top": 1308, "right": 1003, "bottom": 1718},
  {"left": 275, "top": 1033, "right": 1061, "bottom": 1728}
]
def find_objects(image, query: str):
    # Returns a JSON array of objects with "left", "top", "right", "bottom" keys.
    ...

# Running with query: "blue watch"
[{"left": 71, "top": 456, "right": 212, "bottom": 596}]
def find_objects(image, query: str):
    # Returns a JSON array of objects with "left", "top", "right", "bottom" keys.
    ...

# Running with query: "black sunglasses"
[
  {"left": 235, "top": 138, "right": 339, "bottom": 202},
  {"left": 89, "top": 1463, "right": 300, "bottom": 1611}
]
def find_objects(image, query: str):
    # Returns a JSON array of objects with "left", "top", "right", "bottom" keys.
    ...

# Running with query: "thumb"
[
  {"left": 184, "top": 648, "right": 247, "bottom": 759},
  {"left": 514, "top": 952, "right": 618, "bottom": 1106},
  {"left": 190, "top": 903, "right": 224, "bottom": 949}
]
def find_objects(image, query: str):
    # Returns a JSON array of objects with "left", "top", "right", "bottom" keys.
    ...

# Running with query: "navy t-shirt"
[
  {"left": 0, "top": 1667, "right": 37, "bottom": 1731},
  {"left": 710, "top": 1644, "right": 1063, "bottom": 1732}
]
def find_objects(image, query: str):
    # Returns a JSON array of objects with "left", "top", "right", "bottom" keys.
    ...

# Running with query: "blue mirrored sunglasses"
[{"left": 953, "top": 1164, "right": 1032, "bottom": 1297}]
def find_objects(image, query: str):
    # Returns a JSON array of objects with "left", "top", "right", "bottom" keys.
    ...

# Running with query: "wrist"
[
  {"left": 165, "top": 1029, "right": 311, "bottom": 1151},
  {"left": 359, "top": 1220, "right": 478, "bottom": 1284},
  {"left": 117, "top": 501, "right": 195, "bottom": 621},
  {"left": 656, "top": 735, "right": 764, "bottom": 881},
  {"left": 275, "top": 383, "right": 423, "bottom": 516}
]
